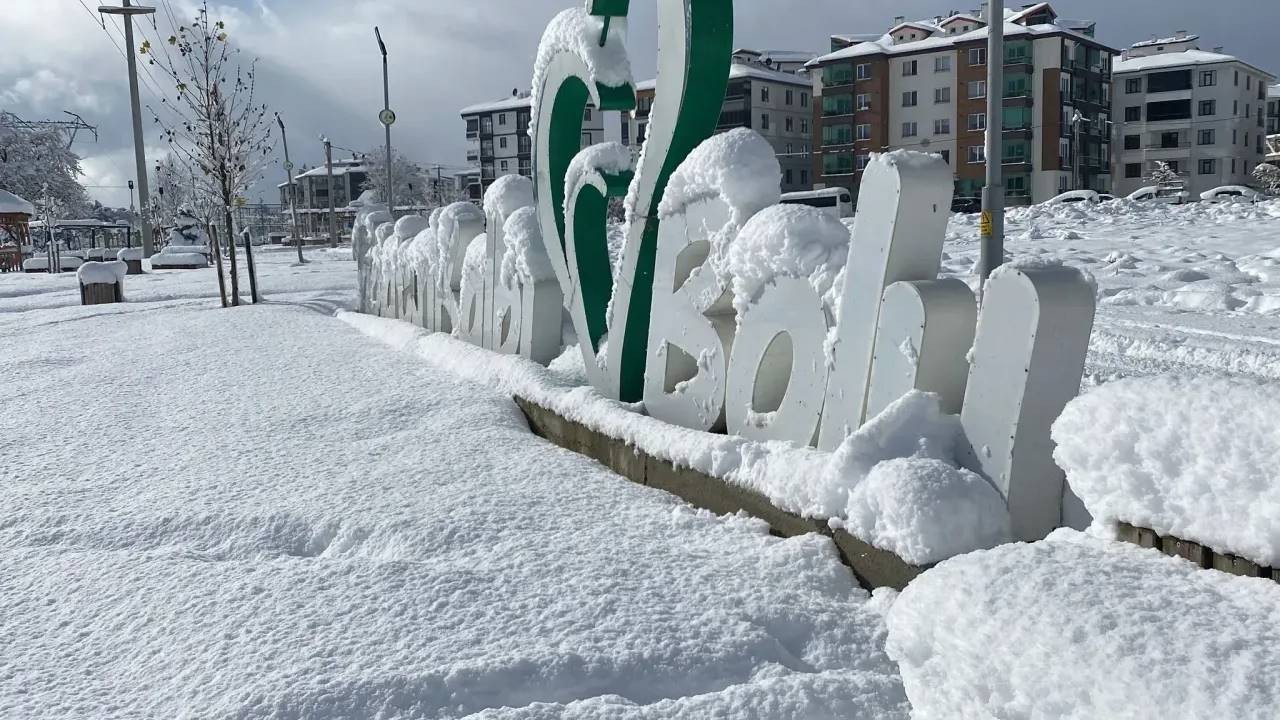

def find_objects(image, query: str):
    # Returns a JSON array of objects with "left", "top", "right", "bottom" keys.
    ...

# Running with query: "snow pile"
[
  {"left": 0, "top": 189, "right": 35, "bottom": 216},
  {"left": 1053, "top": 375, "right": 1280, "bottom": 566},
  {"left": 531, "top": 5, "right": 632, "bottom": 138},
  {"left": 842, "top": 459, "right": 1011, "bottom": 566},
  {"left": 76, "top": 261, "right": 126, "bottom": 286},
  {"left": 565, "top": 141, "right": 635, "bottom": 205},
  {"left": 483, "top": 174, "right": 536, "bottom": 221},
  {"left": 725, "top": 204, "right": 850, "bottom": 316},
  {"left": 116, "top": 248, "right": 143, "bottom": 262},
  {"left": 886, "top": 530, "right": 1280, "bottom": 720},
  {"left": 152, "top": 211, "right": 210, "bottom": 269},
  {"left": 22, "top": 255, "right": 83, "bottom": 272},
  {"left": 500, "top": 206, "right": 555, "bottom": 287}
]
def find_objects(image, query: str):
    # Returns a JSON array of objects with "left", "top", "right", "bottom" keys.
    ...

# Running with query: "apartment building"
[
  {"left": 808, "top": 3, "right": 1116, "bottom": 206},
  {"left": 277, "top": 158, "right": 369, "bottom": 236},
  {"left": 1111, "top": 34, "right": 1275, "bottom": 197},
  {"left": 620, "top": 53, "right": 817, "bottom": 192},
  {"left": 460, "top": 91, "right": 606, "bottom": 200},
  {"left": 1267, "top": 83, "right": 1280, "bottom": 135}
]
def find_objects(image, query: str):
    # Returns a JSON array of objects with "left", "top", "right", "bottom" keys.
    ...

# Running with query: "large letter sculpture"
[{"left": 355, "top": 0, "right": 1097, "bottom": 541}]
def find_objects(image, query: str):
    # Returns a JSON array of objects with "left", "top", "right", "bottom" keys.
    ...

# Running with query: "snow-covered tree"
[
  {"left": 0, "top": 112, "right": 91, "bottom": 216},
  {"left": 1252, "top": 163, "right": 1280, "bottom": 196},
  {"left": 142, "top": 2, "right": 273, "bottom": 306},
  {"left": 1150, "top": 161, "right": 1180, "bottom": 188},
  {"left": 360, "top": 150, "right": 424, "bottom": 209}
]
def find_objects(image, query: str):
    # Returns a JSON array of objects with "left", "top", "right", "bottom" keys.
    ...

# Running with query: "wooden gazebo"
[{"left": 0, "top": 189, "right": 34, "bottom": 272}]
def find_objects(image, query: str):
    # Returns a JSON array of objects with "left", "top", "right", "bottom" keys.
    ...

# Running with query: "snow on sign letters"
[{"left": 355, "top": 0, "right": 1098, "bottom": 540}]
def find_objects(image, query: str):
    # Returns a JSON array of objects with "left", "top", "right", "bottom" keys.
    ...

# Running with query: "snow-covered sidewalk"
[{"left": 0, "top": 258, "right": 906, "bottom": 718}]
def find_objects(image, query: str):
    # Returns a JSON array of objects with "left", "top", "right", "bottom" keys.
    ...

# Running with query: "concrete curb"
[{"left": 515, "top": 396, "right": 926, "bottom": 591}]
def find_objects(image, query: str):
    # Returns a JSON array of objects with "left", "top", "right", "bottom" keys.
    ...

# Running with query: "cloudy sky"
[{"left": 3, "top": 0, "right": 1279, "bottom": 208}]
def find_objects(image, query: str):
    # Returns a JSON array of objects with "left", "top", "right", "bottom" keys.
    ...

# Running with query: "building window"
[
  {"left": 1124, "top": 134, "right": 1140, "bottom": 150},
  {"left": 934, "top": 118, "right": 951, "bottom": 135},
  {"left": 1125, "top": 162, "right": 1142, "bottom": 178},
  {"left": 823, "top": 94, "right": 854, "bottom": 116},
  {"left": 762, "top": 86, "right": 770, "bottom": 102},
  {"left": 499, "top": 114, "right": 508, "bottom": 126},
  {"left": 823, "top": 124, "right": 854, "bottom": 146},
  {"left": 1248, "top": 75, "right": 1253, "bottom": 90},
  {"left": 856, "top": 93, "right": 871, "bottom": 110},
  {"left": 1235, "top": 70, "right": 1240, "bottom": 86},
  {"left": 1198, "top": 129, "right": 1216, "bottom": 145},
  {"left": 1200, "top": 70, "right": 1216, "bottom": 87},
  {"left": 935, "top": 56, "right": 951, "bottom": 72},
  {"left": 786, "top": 142, "right": 794, "bottom": 155},
  {"left": 934, "top": 87, "right": 951, "bottom": 103},
  {"left": 856, "top": 63, "right": 871, "bottom": 80},
  {"left": 1159, "top": 131, "right": 1180, "bottom": 149},
  {"left": 500, "top": 159, "right": 510, "bottom": 172},
  {"left": 760, "top": 113, "right": 770, "bottom": 130},
  {"left": 856, "top": 154, "right": 871, "bottom": 170},
  {"left": 785, "top": 116, "right": 794, "bottom": 132},
  {"left": 1199, "top": 158, "right": 1217, "bottom": 175},
  {"left": 967, "top": 145, "right": 986, "bottom": 163},
  {"left": 856, "top": 124, "right": 871, "bottom": 141},
  {"left": 1199, "top": 100, "right": 1216, "bottom": 116},
  {"left": 903, "top": 60, "right": 918, "bottom": 76},
  {"left": 785, "top": 168, "right": 794, "bottom": 185},
  {"left": 499, "top": 137, "right": 508, "bottom": 149},
  {"left": 967, "top": 113, "right": 986, "bottom": 131},
  {"left": 785, "top": 89, "right": 794, "bottom": 105},
  {"left": 968, "top": 80, "right": 986, "bottom": 99},
  {"left": 1232, "top": 158, "right": 1237, "bottom": 174},
  {"left": 969, "top": 47, "right": 986, "bottom": 66},
  {"left": 1125, "top": 77, "right": 1142, "bottom": 94},
  {"left": 801, "top": 92, "right": 809, "bottom": 107},
  {"left": 582, "top": 132, "right": 593, "bottom": 147},
  {"left": 584, "top": 108, "right": 593, "bottom": 121},
  {"left": 902, "top": 121, "right": 918, "bottom": 137},
  {"left": 1124, "top": 106, "right": 1142, "bottom": 122},
  {"left": 903, "top": 91, "right": 918, "bottom": 107},
  {"left": 801, "top": 119, "right": 809, "bottom": 133},
  {"left": 801, "top": 169, "right": 809, "bottom": 185}
]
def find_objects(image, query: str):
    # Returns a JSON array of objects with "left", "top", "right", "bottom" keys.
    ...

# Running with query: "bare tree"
[
  {"left": 360, "top": 150, "right": 424, "bottom": 210},
  {"left": 141, "top": 2, "right": 273, "bottom": 306}
]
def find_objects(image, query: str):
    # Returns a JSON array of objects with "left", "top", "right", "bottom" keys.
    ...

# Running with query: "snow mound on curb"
[
  {"left": 842, "top": 458, "right": 1011, "bottom": 566},
  {"left": 1053, "top": 375, "right": 1280, "bottom": 566},
  {"left": 886, "top": 530, "right": 1280, "bottom": 720}
]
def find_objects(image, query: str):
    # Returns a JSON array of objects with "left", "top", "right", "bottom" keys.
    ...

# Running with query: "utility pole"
[
  {"left": 979, "top": 0, "right": 1005, "bottom": 290},
  {"left": 375, "top": 27, "right": 397, "bottom": 218},
  {"left": 276, "top": 114, "right": 304, "bottom": 263},
  {"left": 99, "top": 0, "right": 157, "bottom": 259},
  {"left": 323, "top": 137, "right": 338, "bottom": 248}
]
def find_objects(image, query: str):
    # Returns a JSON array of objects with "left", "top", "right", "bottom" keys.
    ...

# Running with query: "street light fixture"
[
  {"left": 275, "top": 113, "right": 305, "bottom": 263},
  {"left": 375, "top": 27, "right": 396, "bottom": 217},
  {"left": 99, "top": 0, "right": 157, "bottom": 260}
]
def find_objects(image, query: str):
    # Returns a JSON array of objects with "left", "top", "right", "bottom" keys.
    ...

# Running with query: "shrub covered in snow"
[{"left": 1053, "top": 375, "right": 1280, "bottom": 566}]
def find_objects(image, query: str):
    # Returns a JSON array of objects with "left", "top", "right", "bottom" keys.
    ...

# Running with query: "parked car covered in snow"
[
  {"left": 1127, "top": 186, "right": 1190, "bottom": 204},
  {"left": 1200, "top": 185, "right": 1265, "bottom": 203},
  {"left": 1046, "top": 190, "right": 1100, "bottom": 204},
  {"left": 1097, "top": 193, "right": 1117, "bottom": 202}
]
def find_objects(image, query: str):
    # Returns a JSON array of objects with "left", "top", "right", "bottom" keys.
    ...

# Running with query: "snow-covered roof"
[
  {"left": 0, "top": 189, "right": 35, "bottom": 216},
  {"left": 1007, "top": 2, "right": 1056, "bottom": 24},
  {"left": 830, "top": 33, "right": 882, "bottom": 45},
  {"left": 809, "top": 19, "right": 1112, "bottom": 66},
  {"left": 292, "top": 162, "right": 368, "bottom": 180},
  {"left": 1131, "top": 34, "right": 1200, "bottom": 49},
  {"left": 460, "top": 94, "right": 532, "bottom": 116},
  {"left": 636, "top": 62, "right": 811, "bottom": 92},
  {"left": 756, "top": 49, "right": 819, "bottom": 64},
  {"left": 1114, "top": 49, "right": 1276, "bottom": 80},
  {"left": 889, "top": 21, "right": 939, "bottom": 35},
  {"left": 939, "top": 14, "right": 982, "bottom": 28}
]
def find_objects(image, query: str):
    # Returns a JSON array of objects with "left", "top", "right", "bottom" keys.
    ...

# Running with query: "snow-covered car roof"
[{"left": 1047, "top": 190, "right": 1099, "bottom": 203}]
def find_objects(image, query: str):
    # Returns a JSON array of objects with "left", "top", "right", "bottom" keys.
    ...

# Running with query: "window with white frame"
[
  {"left": 856, "top": 93, "right": 871, "bottom": 110},
  {"left": 967, "top": 145, "right": 985, "bottom": 163},
  {"left": 934, "top": 118, "right": 951, "bottom": 135},
  {"left": 968, "top": 80, "right": 986, "bottom": 99},
  {"left": 1200, "top": 70, "right": 1216, "bottom": 87},
  {"left": 935, "top": 56, "right": 951, "bottom": 72},
  {"left": 967, "top": 112, "right": 986, "bottom": 131},
  {"left": 935, "top": 87, "right": 951, "bottom": 103},
  {"left": 856, "top": 123, "right": 871, "bottom": 140},
  {"left": 969, "top": 47, "right": 986, "bottom": 66},
  {"left": 903, "top": 60, "right": 918, "bottom": 76},
  {"left": 856, "top": 63, "right": 871, "bottom": 80},
  {"left": 903, "top": 91, "right": 918, "bottom": 107},
  {"left": 902, "top": 121, "right": 918, "bottom": 137}
]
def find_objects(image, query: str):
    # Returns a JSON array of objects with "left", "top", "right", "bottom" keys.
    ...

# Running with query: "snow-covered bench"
[
  {"left": 22, "top": 254, "right": 83, "bottom": 273},
  {"left": 150, "top": 245, "right": 210, "bottom": 270}
]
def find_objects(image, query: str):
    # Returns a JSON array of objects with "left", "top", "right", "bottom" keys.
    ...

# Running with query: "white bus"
[{"left": 780, "top": 188, "right": 854, "bottom": 219}]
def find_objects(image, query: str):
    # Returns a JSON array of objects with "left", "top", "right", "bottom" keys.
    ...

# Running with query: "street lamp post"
[
  {"left": 127, "top": 179, "right": 137, "bottom": 247},
  {"left": 276, "top": 114, "right": 305, "bottom": 263},
  {"left": 323, "top": 136, "right": 338, "bottom": 248},
  {"left": 979, "top": 0, "right": 1005, "bottom": 291},
  {"left": 375, "top": 27, "right": 396, "bottom": 217},
  {"left": 99, "top": 0, "right": 157, "bottom": 259}
]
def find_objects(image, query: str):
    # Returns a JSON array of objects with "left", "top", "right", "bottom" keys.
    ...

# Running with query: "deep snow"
[{"left": 0, "top": 249, "right": 908, "bottom": 718}]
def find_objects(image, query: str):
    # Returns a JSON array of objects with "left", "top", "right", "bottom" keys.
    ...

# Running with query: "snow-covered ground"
[
  {"left": 5, "top": 197, "right": 1280, "bottom": 719},
  {"left": 0, "top": 249, "right": 908, "bottom": 718},
  {"left": 943, "top": 198, "right": 1280, "bottom": 383}
]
